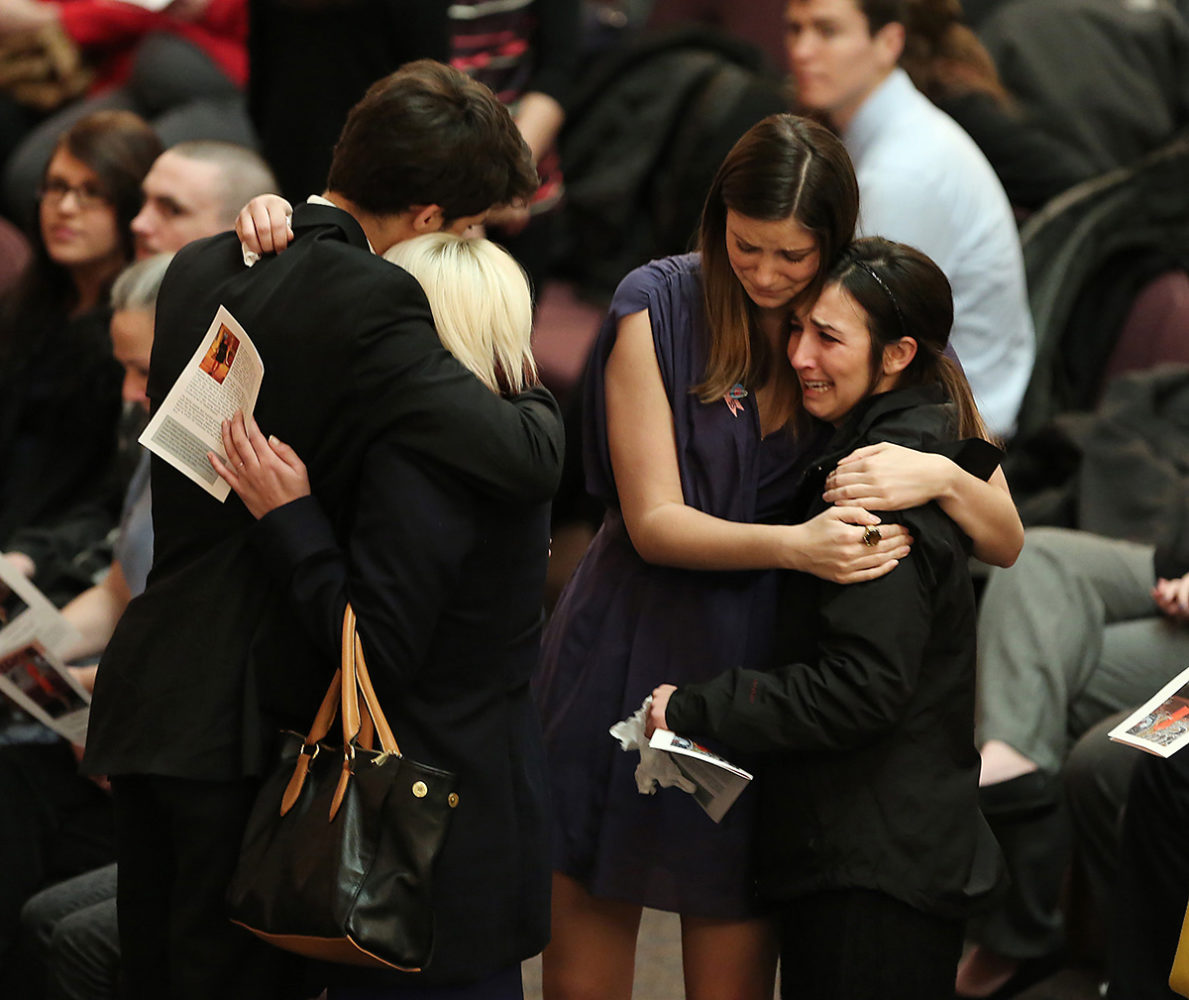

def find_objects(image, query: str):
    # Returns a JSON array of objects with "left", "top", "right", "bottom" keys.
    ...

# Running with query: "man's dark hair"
[
  {"left": 858, "top": 0, "right": 909, "bottom": 33},
  {"left": 327, "top": 60, "right": 538, "bottom": 222}
]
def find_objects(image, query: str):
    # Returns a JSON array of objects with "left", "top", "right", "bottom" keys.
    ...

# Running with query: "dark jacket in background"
[
  {"left": 978, "top": 0, "right": 1189, "bottom": 176},
  {"left": 1004, "top": 365, "right": 1189, "bottom": 579},
  {"left": 0, "top": 304, "right": 122, "bottom": 601},
  {"left": 667, "top": 385, "right": 1005, "bottom": 919},
  {"left": 934, "top": 90, "right": 1090, "bottom": 212}
]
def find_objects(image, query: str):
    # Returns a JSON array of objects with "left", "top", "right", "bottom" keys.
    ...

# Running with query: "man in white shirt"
[{"left": 786, "top": 0, "right": 1035, "bottom": 436}]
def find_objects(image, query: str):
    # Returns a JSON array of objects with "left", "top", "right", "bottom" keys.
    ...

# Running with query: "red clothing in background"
[{"left": 54, "top": 0, "right": 248, "bottom": 92}]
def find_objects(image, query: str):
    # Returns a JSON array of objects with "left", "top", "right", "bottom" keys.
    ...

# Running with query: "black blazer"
[
  {"left": 254, "top": 434, "right": 551, "bottom": 986},
  {"left": 667, "top": 386, "right": 1006, "bottom": 919},
  {"left": 84, "top": 203, "right": 564, "bottom": 781}
]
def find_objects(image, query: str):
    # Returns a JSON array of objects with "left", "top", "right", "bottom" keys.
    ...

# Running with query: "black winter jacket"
[{"left": 667, "top": 384, "right": 1006, "bottom": 919}]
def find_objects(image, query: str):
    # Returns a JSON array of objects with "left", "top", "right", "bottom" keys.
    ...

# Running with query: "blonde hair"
[{"left": 383, "top": 233, "right": 537, "bottom": 395}]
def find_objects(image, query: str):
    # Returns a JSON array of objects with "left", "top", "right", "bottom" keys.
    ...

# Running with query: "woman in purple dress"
[{"left": 537, "top": 115, "right": 1024, "bottom": 1000}]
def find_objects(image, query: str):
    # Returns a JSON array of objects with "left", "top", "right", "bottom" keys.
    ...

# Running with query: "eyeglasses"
[{"left": 38, "top": 178, "right": 109, "bottom": 210}]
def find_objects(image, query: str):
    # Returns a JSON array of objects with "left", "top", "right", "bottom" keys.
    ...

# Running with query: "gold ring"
[{"left": 862, "top": 525, "right": 882, "bottom": 547}]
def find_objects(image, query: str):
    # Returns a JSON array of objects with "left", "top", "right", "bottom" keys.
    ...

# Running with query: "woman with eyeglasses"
[{"left": 0, "top": 110, "right": 161, "bottom": 602}]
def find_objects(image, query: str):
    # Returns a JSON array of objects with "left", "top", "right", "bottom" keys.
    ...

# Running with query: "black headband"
[{"left": 852, "top": 260, "right": 907, "bottom": 339}]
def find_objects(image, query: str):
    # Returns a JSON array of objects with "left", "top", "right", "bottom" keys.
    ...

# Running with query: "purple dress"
[{"left": 536, "top": 254, "right": 828, "bottom": 917}]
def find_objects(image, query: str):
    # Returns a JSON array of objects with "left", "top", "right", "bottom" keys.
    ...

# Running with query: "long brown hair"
[
  {"left": 896, "top": 0, "right": 1011, "bottom": 107},
  {"left": 0, "top": 111, "right": 160, "bottom": 361},
  {"left": 53, "top": 110, "right": 162, "bottom": 262},
  {"left": 827, "top": 237, "right": 993, "bottom": 442},
  {"left": 696, "top": 114, "right": 858, "bottom": 403}
]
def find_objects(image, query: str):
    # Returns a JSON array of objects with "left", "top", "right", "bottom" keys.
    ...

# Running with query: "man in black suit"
[{"left": 82, "top": 60, "right": 562, "bottom": 1000}]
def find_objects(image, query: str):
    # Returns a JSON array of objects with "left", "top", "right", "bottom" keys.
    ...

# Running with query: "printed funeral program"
[
  {"left": 648, "top": 729, "right": 753, "bottom": 823},
  {"left": 1109, "top": 664, "right": 1189, "bottom": 758},
  {"left": 0, "top": 557, "right": 83, "bottom": 661},
  {"left": 0, "top": 559, "right": 89, "bottom": 743},
  {"left": 139, "top": 305, "right": 263, "bottom": 501}
]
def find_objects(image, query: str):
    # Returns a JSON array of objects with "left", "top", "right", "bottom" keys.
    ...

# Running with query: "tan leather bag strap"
[
  {"left": 280, "top": 668, "right": 342, "bottom": 816},
  {"left": 354, "top": 633, "right": 400, "bottom": 755},
  {"left": 279, "top": 603, "right": 406, "bottom": 821},
  {"left": 340, "top": 605, "right": 363, "bottom": 745}
]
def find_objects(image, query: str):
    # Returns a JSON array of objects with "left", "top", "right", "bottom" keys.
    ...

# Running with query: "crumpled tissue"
[{"left": 609, "top": 697, "right": 696, "bottom": 795}]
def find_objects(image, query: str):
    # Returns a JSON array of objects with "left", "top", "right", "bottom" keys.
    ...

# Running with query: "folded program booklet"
[
  {"left": 0, "top": 559, "right": 88, "bottom": 743},
  {"left": 1109, "top": 664, "right": 1189, "bottom": 758},
  {"left": 648, "top": 729, "right": 752, "bottom": 823},
  {"left": 139, "top": 305, "right": 263, "bottom": 501}
]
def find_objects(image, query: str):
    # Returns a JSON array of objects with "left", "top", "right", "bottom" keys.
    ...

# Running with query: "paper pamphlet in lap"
[
  {"left": 138, "top": 305, "right": 263, "bottom": 501},
  {"left": 0, "top": 559, "right": 89, "bottom": 743},
  {"left": 1109, "top": 664, "right": 1189, "bottom": 758}
]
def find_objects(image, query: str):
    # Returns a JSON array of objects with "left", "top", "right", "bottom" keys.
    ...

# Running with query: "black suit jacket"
[
  {"left": 83, "top": 203, "right": 564, "bottom": 781},
  {"left": 668, "top": 387, "right": 1006, "bottom": 919}
]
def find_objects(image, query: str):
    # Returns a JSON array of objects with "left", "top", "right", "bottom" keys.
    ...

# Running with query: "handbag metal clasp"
[{"left": 300, "top": 742, "right": 320, "bottom": 762}]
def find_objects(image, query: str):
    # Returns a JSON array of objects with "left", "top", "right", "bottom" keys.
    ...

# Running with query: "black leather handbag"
[{"left": 227, "top": 605, "right": 459, "bottom": 970}]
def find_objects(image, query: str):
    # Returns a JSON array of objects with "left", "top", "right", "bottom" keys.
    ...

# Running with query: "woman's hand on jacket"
[
  {"left": 823, "top": 441, "right": 953, "bottom": 509},
  {"left": 236, "top": 194, "right": 293, "bottom": 256},
  {"left": 823, "top": 441, "right": 1024, "bottom": 568},
  {"left": 787, "top": 506, "right": 911, "bottom": 584},
  {"left": 209, "top": 411, "right": 309, "bottom": 519}
]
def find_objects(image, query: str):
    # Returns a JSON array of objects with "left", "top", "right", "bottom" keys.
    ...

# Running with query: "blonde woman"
[{"left": 211, "top": 234, "right": 551, "bottom": 1000}]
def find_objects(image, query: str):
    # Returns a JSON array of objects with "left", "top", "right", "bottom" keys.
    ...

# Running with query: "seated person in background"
[
  {"left": 0, "top": 0, "right": 253, "bottom": 224},
  {"left": 131, "top": 140, "right": 276, "bottom": 259},
  {"left": 785, "top": 0, "right": 1034, "bottom": 437},
  {"left": 975, "top": 0, "right": 1189, "bottom": 179},
  {"left": 0, "top": 110, "right": 159, "bottom": 606},
  {"left": 2, "top": 139, "right": 276, "bottom": 604},
  {"left": 648, "top": 238, "right": 1006, "bottom": 1000},
  {"left": 897, "top": 0, "right": 1089, "bottom": 213},
  {"left": 956, "top": 527, "right": 1189, "bottom": 998},
  {"left": 447, "top": 0, "right": 578, "bottom": 298},
  {"left": 212, "top": 232, "right": 553, "bottom": 999},
  {"left": 0, "top": 216, "right": 31, "bottom": 296},
  {"left": 0, "top": 253, "right": 170, "bottom": 1000},
  {"left": 0, "top": 144, "right": 276, "bottom": 997},
  {"left": 1106, "top": 733, "right": 1189, "bottom": 1000}
]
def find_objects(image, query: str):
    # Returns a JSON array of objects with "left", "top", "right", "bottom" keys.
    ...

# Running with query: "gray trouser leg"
[{"left": 976, "top": 528, "right": 1165, "bottom": 774}]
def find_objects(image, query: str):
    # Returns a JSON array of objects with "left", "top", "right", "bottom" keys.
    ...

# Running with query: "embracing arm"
[
  {"left": 652, "top": 553, "right": 933, "bottom": 751},
  {"left": 233, "top": 201, "right": 565, "bottom": 502},
  {"left": 823, "top": 442, "right": 1023, "bottom": 567},
  {"left": 215, "top": 415, "right": 473, "bottom": 685},
  {"left": 607, "top": 309, "right": 909, "bottom": 581},
  {"left": 355, "top": 301, "right": 564, "bottom": 502}
]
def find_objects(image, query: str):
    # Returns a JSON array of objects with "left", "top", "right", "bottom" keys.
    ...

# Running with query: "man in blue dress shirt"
[{"left": 785, "top": 0, "right": 1035, "bottom": 437}]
